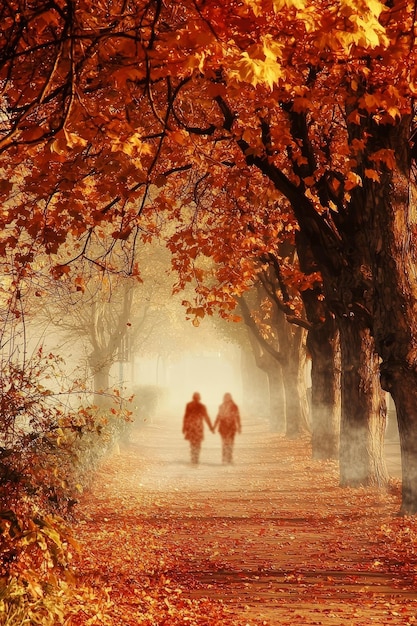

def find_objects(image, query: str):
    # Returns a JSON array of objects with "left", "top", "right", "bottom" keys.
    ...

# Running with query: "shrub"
[{"left": 0, "top": 348, "right": 130, "bottom": 623}]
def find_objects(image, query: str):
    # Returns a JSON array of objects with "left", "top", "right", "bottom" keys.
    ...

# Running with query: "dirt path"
[{"left": 73, "top": 417, "right": 417, "bottom": 625}]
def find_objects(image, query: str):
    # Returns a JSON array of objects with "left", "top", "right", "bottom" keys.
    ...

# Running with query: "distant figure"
[
  {"left": 214, "top": 393, "right": 241, "bottom": 464},
  {"left": 182, "top": 392, "right": 214, "bottom": 465}
]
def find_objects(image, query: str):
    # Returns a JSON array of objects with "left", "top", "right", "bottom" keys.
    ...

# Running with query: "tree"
[
  {"left": 240, "top": 292, "right": 286, "bottom": 433},
  {"left": 239, "top": 276, "right": 308, "bottom": 438},
  {"left": 34, "top": 240, "right": 183, "bottom": 396}
]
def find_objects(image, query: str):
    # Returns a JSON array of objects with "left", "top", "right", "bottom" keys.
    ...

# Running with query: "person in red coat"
[
  {"left": 214, "top": 393, "right": 241, "bottom": 465},
  {"left": 182, "top": 392, "right": 214, "bottom": 465}
]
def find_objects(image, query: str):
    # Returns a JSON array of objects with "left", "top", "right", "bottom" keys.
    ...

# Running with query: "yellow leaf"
[
  {"left": 351, "top": 78, "right": 359, "bottom": 92},
  {"left": 41, "top": 526, "right": 62, "bottom": 547},
  {"left": 273, "top": 0, "right": 306, "bottom": 9},
  {"left": 228, "top": 36, "right": 284, "bottom": 89},
  {"left": 385, "top": 106, "right": 401, "bottom": 122},
  {"left": 63, "top": 128, "right": 87, "bottom": 149},
  {"left": 111, "top": 132, "right": 151, "bottom": 157},
  {"left": 362, "top": 92, "right": 380, "bottom": 112},
  {"left": 365, "top": 0, "right": 388, "bottom": 19}
]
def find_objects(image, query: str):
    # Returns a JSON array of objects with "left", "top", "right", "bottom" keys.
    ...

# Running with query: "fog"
[
  {"left": 23, "top": 297, "right": 249, "bottom": 430},
  {"left": 133, "top": 348, "right": 242, "bottom": 416}
]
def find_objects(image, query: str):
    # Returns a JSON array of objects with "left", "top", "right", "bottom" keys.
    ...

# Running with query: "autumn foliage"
[
  {"left": 2, "top": 0, "right": 417, "bottom": 622},
  {"left": 0, "top": 346, "right": 133, "bottom": 623},
  {"left": 1, "top": 0, "right": 413, "bottom": 287}
]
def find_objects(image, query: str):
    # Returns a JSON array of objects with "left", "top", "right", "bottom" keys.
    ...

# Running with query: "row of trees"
[{"left": 1, "top": 1, "right": 417, "bottom": 513}]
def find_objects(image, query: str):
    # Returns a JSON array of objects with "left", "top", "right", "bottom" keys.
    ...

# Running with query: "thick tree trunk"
[
  {"left": 338, "top": 317, "right": 388, "bottom": 487},
  {"left": 296, "top": 230, "right": 341, "bottom": 459},
  {"left": 88, "top": 282, "right": 134, "bottom": 407},
  {"left": 307, "top": 321, "right": 341, "bottom": 460},
  {"left": 93, "top": 366, "right": 111, "bottom": 397},
  {"left": 89, "top": 353, "right": 112, "bottom": 407},
  {"left": 239, "top": 289, "right": 308, "bottom": 437},
  {"left": 361, "top": 116, "right": 417, "bottom": 513},
  {"left": 235, "top": 92, "right": 409, "bottom": 502},
  {"left": 386, "top": 376, "right": 417, "bottom": 514}
]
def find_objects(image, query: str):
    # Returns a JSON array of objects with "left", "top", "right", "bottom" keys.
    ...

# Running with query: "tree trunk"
[
  {"left": 240, "top": 298, "right": 288, "bottom": 429},
  {"left": 308, "top": 320, "right": 341, "bottom": 460},
  {"left": 244, "top": 336, "right": 286, "bottom": 431},
  {"left": 282, "top": 324, "right": 306, "bottom": 438},
  {"left": 265, "top": 361, "right": 285, "bottom": 432},
  {"left": 359, "top": 115, "right": 417, "bottom": 513},
  {"left": 240, "top": 345, "right": 269, "bottom": 418},
  {"left": 89, "top": 353, "right": 113, "bottom": 407},
  {"left": 231, "top": 92, "right": 403, "bottom": 498},
  {"left": 297, "top": 233, "right": 341, "bottom": 459},
  {"left": 338, "top": 317, "right": 388, "bottom": 487},
  {"left": 386, "top": 375, "right": 417, "bottom": 514}
]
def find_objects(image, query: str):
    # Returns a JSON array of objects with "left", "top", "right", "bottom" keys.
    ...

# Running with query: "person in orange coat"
[
  {"left": 213, "top": 393, "right": 241, "bottom": 465},
  {"left": 182, "top": 392, "right": 214, "bottom": 465}
]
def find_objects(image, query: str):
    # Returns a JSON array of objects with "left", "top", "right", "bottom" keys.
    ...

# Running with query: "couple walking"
[{"left": 182, "top": 392, "right": 241, "bottom": 465}]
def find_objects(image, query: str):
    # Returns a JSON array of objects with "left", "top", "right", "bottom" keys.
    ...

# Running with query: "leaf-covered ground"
[{"left": 71, "top": 416, "right": 417, "bottom": 625}]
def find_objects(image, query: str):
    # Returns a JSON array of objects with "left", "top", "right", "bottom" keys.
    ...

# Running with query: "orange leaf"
[{"left": 364, "top": 168, "right": 380, "bottom": 182}]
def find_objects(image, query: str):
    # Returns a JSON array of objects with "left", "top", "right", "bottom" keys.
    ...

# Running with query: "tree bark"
[
  {"left": 297, "top": 235, "right": 341, "bottom": 459},
  {"left": 386, "top": 375, "right": 417, "bottom": 514},
  {"left": 356, "top": 115, "right": 417, "bottom": 512},
  {"left": 338, "top": 317, "right": 388, "bottom": 486},
  {"left": 282, "top": 323, "right": 306, "bottom": 438},
  {"left": 223, "top": 98, "right": 392, "bottom": 487},
  {"left": 88, "top": 354, "right": 113, "bottom": 407},
  {"left": 239, "top": 295, "right": 288, "bottom": 430},
  {"left": 265, "top": 361, "right": 286, "bottom": 432},
  {"left": 244, "top": 326, "right": 286, "bottom": 431},
  {"left": 87, "top": 282, "right": 134, "bottom": 408},
  {"left": 307, "top": 319, "right": 340, "bottom": 460}
]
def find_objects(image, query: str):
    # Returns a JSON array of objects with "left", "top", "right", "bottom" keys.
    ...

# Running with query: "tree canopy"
[
  {"left": 1, "top": 0, "right": 415, "bottom": 323},
  {"left": 3, "top": 0, "right": 413, "bottom": 272}
]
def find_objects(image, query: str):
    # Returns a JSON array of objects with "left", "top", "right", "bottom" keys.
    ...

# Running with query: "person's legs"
[
  {"left": 191, "top": 442, "right": 201, "bottom": 464},
  {"left": 221, "top": 437, "right": 227, "bottom": 464},
  {"left": 223, "top": 436, "right": 234, "bottom": 464}
]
